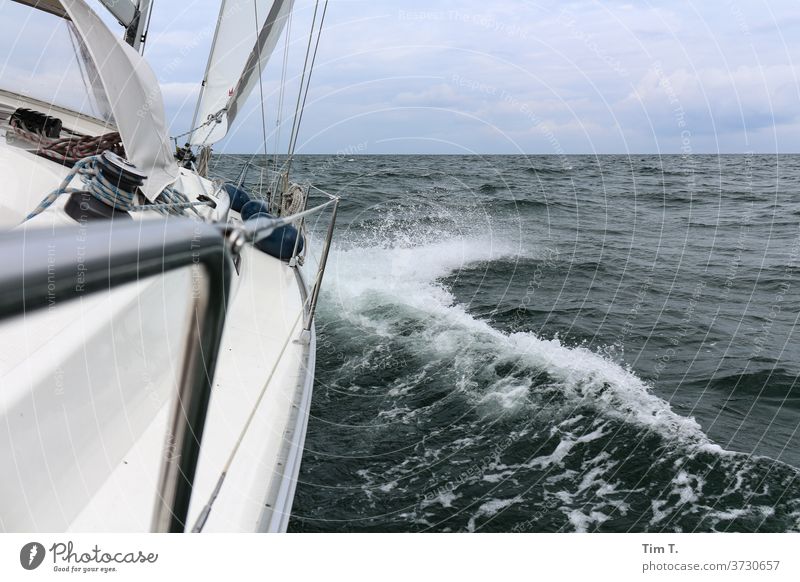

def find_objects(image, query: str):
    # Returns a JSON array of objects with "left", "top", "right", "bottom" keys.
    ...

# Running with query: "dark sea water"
[{"left": 217, "top": 154, "right": 800, "bottom": 532}]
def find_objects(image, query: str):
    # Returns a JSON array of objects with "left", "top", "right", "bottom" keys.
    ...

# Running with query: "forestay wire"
[
  {"left": 240, "top": 0, "right": 329, "bottom": 179},
  {"left": 253, "top": 0, "right": 270, "bottom": 165},
  {"left": 285, "top": 0, "right": 329, "bottom": 173}
]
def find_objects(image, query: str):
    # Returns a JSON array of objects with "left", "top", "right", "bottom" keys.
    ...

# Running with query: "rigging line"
[
  {"left": 66, "top": 22, "right": 92, "bottom": 111},
  {"left": 139, "top": 0, "right": 156, "bottom": 54},
  {"left": 284, "top": 0, "right": 320, "bottom": 168},
  {"left": 253, "top": 0, "right": 270, "bottom": 165},
  {"left": 286, "top": 0, "right": 329, "bottom": 173},
  {"left": 273, "top": 7, "right": 293, "bottom": 174},
  {"left": 191, "top": 303, "right": 307, "bottom": 533},
  {"left": 67, "top": 21, "right": 112, "bottom": 121},
  {"left": 188, "top": 0, "right": 229, "bottom": 142},
  {"left": 171, "top": 111, "right": 222, "bottom": 143},
  {"left": 240, "top": 3, "right": 294, "bottom": 174}
]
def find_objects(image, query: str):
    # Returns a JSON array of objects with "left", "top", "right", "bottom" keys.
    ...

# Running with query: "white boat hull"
[
  {"left": 0, "top": 4, "right": 323, "bottom": 530},
  {"left": 0, "top": 139, "right": 316, "bottom": 531},
  {"left": 0, "top": 240, "right": 315, "bottom": 532}
]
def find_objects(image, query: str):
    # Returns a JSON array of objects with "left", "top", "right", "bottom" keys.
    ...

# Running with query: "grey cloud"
[{"left": 13, "top": 0, "right": 794, "bottom": 154}]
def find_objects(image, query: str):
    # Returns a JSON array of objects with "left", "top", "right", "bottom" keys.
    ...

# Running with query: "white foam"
[
  {"left": 568, "top": 509, "right": 610, "bottom": 532},
  {"left": 670, "top": 470, "right": 704, "bottom": 505},
  {"left": 421, "top": 491, "right": 459, "bottom": 509},
  {"left": 378, "top": 481, "right": 398, "bottom": 493},
  {"left": 578, "top": 466, "right": 607, "bottom": 493},
  {"left": 482, "top": 469, "right": 517, "bottom": 484},
  {"left": 650, "top": 500, "right": 669, "bottom": 526},
  {"left": 322, "top": 231, "right": 716, "bottom": 448},
  {"left": 709, "top": 508, "right": 749, "bottom": 521},
  {"left": 466, "top": 496, "right": 524, "bottom": 532},
  {"left": 476, "top": 380, "right": 530, "bottom": 414},
  {"left": 507, "top": 332, "right": 707, "bottom": 440},
  {"left": 577, "top": 425, "right": 608, "bottom": 443},
  {"left": 327, "top": 234, "right": 519, "bottom": 311},
  {"left": 526, "top": 437, "right": 576, "bottom": 469}
]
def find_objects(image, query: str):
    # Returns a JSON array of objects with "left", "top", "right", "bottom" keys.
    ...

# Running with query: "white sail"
[
  {"left": 189, "top": 0, "right": 295, "bottom": 146},
  {"left": 62, "top": 0, "right": 178, "bottom": 200}
]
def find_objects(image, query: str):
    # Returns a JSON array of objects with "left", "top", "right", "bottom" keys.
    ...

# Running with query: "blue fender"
[
  {"left": 248, "top": 211, "right": 304, "bottom": 261},
  {"left": 250, "top": 212, "right": 305, "bottom": 261},
  {"left": 240, "top": 199, "right": 271, "bottom": 220},
  {"left": 222, "top": 183, "right": 252, "bottom": 213}
]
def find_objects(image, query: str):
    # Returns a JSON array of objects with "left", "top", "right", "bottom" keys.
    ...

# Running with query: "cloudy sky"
[{"left": 7, "top": 0, "right": 800, "bottom": 154}]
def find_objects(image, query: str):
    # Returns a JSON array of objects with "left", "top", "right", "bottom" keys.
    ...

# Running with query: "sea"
[{"left": 216, "top": 153, "right": 800, "bottom": 532}]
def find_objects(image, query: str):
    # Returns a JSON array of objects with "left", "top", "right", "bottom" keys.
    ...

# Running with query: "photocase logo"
[{"left": 20, "top": 542, "right": 46, "bottom": 570}]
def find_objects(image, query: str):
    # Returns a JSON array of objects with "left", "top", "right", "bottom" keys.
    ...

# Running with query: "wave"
[
  {"left": 636, "top": 164, "right": 694, "bottom": 177},
  {"left": 486, "top": 198, "right": 549, "bottom": 212},
  {"left": 701, "top": 369, "right": 800, "bottom": 400},
  {"left": 479, "top": 183, "right": 502, "bottom": 193},
  {"left": 524, "top": 166, "right": 573, "bottom": 175},
  {"left": 297, "top": 215, "right": 800, "bottom": 532},
  {"left": 326, "top": 235, "right": 712, "bottom": 442}
]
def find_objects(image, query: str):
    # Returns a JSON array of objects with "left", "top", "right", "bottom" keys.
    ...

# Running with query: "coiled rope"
[
  {"left": 8, "top": 120, "right": 125, "bottom": 166},
  {"left": 24, "top": 154, "right": 210, "bottom": 222}
]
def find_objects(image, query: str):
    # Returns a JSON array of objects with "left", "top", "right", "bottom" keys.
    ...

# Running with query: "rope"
[
  {"left": 196, "top": 145, "right": 212, "bottom": 177},
  {"left": 153, "top": 188, "right": 204, "bottom": 217},
  {"left": 9, "top": 121, "right": 124, "bottom": 166},
  {"left": 191, "top": 302, "right": 307, "bottom": 532},
  {"left": 286, "top": 0, "right": 320, "bottom": 162},
  {"left": 253, "top": 0, "right": 270, "bottom": 166},
  {"left": 24, "top": 156, "right": 102, "bottom": 220},
  {"left": 23, "top": 154, "right": 211, "bottom": 221},
  {"left": 171, "top": 110, "right": 225, "bottom": 148},
  {"left": 280, "top": 182, "right": 307, "bottom": 217},
  {"left": 286, "top": 0, "right": 329, "bottom": 173},
  {"left": 273, "top": 6, "right": 293, "bottom": 174},
  {"left": 238, "top": 3, "right": 294, "bottom": 177}
]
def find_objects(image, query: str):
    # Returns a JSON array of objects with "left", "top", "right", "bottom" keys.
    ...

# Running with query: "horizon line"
[{"left": 217, "top": 152, "right": 798, "bottom": 156}]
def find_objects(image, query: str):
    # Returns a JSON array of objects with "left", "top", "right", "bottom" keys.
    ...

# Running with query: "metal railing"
[
  {"left": 0, "top": 218, "right": 233, "bottom": 532},
  {"left": 301, "top": 185, "right": 339, "bottom": 333},
  {"left": 215, "top": 158, "right": 340, "bottom": 333}
]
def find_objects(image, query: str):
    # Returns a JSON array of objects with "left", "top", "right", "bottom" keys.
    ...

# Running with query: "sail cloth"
[
  {"left": 189, "top": 0, "right": 295, "bottom": 146},
  {"left": 61, "top": 0, "right": 179, "bottom": 200},
  {"left": 13, "top": 0, "right": 142, "bottom": 43}
]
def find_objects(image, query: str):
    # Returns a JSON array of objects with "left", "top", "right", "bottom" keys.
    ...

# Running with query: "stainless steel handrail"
[
  {"left": 0, "top": 218, "right": 234, "bottom": 533},
  {"left": 205, "top": 158, "right": 341, "bottom": 334},
  {"left": 0, "top": 189, "right": 338, "bottom": 532},
  {"left": 303, "top": 196, "right": 338, "bottom": 332}
]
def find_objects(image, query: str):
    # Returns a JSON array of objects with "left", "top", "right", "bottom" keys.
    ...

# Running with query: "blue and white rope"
[
  {"left": 23, "top": 156, "right": 113, "bottom": 220},
  {"left": 24, "top": 155, "right": 210, "bottom": 221}
]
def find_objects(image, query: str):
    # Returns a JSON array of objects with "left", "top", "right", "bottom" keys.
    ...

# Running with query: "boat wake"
[{"left": 294, "top": 215, "right": 800, "bottom": 533}]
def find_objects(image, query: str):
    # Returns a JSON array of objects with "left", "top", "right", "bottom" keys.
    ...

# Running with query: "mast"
[
  {"left": 123, "top": 0, "right": 154, "bottom": 53},
  {"left": 11, "top": 0, "right": 151, "bottom": 52}
]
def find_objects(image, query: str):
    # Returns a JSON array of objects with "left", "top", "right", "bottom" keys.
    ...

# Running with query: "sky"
[{"left": 5, "top": 0, "right": 800, "bottom": 154}]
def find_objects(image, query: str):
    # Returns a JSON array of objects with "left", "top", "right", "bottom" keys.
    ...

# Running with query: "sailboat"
[{"left": 0, "top": 0, "right": 336, "bottom": 532}]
